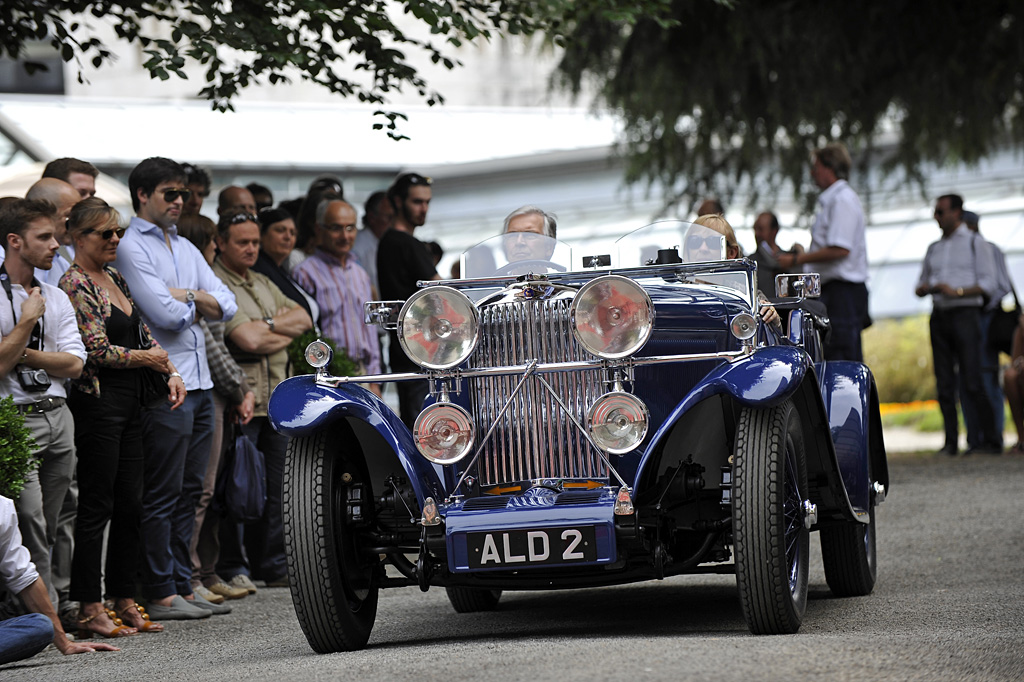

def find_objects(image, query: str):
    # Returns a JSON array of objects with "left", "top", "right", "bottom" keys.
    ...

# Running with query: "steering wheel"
[{"left": 493, "top": 260, "right": 567, "bottom": 277}]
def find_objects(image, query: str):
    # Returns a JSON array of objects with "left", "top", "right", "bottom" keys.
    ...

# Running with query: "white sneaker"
[{"left": 228, "top": 574, "right": 258, "bottom": 594}]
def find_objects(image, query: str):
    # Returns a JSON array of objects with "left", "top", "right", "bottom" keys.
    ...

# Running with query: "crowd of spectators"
[{"left": 0, "top": 156, "right": 441, "bottom": 664}]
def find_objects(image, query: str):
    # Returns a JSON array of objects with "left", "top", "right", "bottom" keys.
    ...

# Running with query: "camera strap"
[{"left": 0, "top": 264, "right": 44, "bottom": 351}]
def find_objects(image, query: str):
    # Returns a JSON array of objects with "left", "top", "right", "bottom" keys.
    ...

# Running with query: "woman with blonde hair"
[{"left": 59, "top": 197, "right": 185, "bottom": 637}]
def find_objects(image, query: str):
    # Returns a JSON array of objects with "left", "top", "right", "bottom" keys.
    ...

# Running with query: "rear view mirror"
[{"left": 775, "top": 273, "right": 821, "bottom": 298}]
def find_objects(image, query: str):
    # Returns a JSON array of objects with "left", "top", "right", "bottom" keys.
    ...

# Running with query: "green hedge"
[
  {"left": 863, "top": 315, "right": 936, "bottom": 404},
  {"left": 0, "top": 396, "right": 37, "bottom": 499}
]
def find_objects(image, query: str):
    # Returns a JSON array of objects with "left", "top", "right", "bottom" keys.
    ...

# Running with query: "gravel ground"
[{"left": 4, "top": 447, "right": 1023, "bottom": 681}]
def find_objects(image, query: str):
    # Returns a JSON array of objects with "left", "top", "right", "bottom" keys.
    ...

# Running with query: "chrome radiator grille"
[{"left": 468, "top": 298, "right": 605, "bottom": 486}]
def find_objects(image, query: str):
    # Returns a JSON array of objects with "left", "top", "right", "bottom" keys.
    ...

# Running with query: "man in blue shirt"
[{"left": 114, "top": 157, "right": 238, "bottom": 619}]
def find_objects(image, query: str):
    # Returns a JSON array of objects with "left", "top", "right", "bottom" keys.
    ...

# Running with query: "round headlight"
[
  {"left": 730, "top": 312, "right": 758, "bottom": 341},
  {"left": 413, "top": 402, "right": 475, "bottom": 464},
  {"left": 588, "top": 392, "right": 649, "bottom": 454},
  {"left": 571, "top": 275, "right": 654, "bottom": 359},
  {"left": 398, "top": 286, "right": 480, "bottom": 370},
  {"left": 304, "top": 340, "right": 333, "bottom": 369}
]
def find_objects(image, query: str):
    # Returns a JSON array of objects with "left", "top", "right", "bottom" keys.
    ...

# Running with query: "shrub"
[
  {"left": 863, "top": 315, "right": 936, "bottom": 403},
  {"left": 0, "top": 396, "right": 38, "bottom": 499},
  {"left": 287, "top": 330, "right": 361, "bottom": 377}
]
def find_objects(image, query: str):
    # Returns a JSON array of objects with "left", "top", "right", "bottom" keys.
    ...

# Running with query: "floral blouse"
[{"left": 58, "top": 263, "right": 160, "bottom": 398}]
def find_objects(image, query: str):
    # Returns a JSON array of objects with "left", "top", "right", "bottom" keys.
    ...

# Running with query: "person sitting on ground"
[{"left": 0, "top": 495, "right": 118, "bottom": 663}]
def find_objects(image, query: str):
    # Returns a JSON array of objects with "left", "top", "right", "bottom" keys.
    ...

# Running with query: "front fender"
[
  {"left": 633, "top": 345, "right": 812, "bottom": 494},
  {"left": 819, "top": 361, "right": 887, "bottom": 515},
  {"left": 268, "top": 375, "right": 445, "bottom": 504}
]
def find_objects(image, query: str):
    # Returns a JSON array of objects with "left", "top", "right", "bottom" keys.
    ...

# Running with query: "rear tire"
[
  {"left": 283, "top": 425, "right": 379, "bottom": 652},
  {"left": 733, "top": 399, "right": 809, "bottom": 634},
  {"left": 445, "top": 587, "right": 502, "bottom": 613},
  {"left": 820, "top": 455, "right": 877, "bottom": 597}
]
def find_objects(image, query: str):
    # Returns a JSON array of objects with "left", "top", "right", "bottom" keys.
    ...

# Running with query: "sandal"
[
  {"left": 117, "top": 603, "right": 164, "bottom": 633},
  {"left": 77, "top": 609, "right": 136, "bottom": 639}
]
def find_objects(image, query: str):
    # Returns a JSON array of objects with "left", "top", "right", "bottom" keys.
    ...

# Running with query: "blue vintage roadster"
[{"left": 268, "top": 221, "right": 888, "bottom": 653}]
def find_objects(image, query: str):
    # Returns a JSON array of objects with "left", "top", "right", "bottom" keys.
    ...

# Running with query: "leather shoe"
[
  {"left": 937, "top": 444, "right": 958, "bottom": 456},
  {"left": 208, "top": 581, "right": 249, "bottom": 600},
  {"left": 193, "top": 584, "right": 225, "bottom": 605},
  {"left": 185, "top": 591, "right": 231, "bottom": 615},
  {"left": 145, "top": 595, "right": 211, "bottom": 620},
  {"left": 228, "top": 574, "right": 258, "bottom": 594}
]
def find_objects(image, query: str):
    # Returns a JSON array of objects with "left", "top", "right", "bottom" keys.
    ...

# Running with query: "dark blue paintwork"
[
  {"left": 819, "top": 361, "right": 876, "bottom": 516},
  {"left": 631, "top": 345, "right": 812, "bottom": 498},
  {"left": 268, "top": 375, "right": 446, "bottom": 503}
]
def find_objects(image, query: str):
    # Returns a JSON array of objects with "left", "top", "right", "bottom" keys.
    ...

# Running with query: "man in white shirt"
[
  {"left": 0, "top": 199, "right": 86, "bottom": 611},
  {"left": 916, "top": 195, "right": 1001, "bottom": 455},
  {"left": 783, "top": 143, "right": 870, "bottom": 361},
  {"left": 0, "top": 496, "right": 116, "bottom": 663}
]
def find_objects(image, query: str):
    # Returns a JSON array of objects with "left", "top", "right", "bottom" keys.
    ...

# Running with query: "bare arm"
[
  {"left": 21, "top": 350, "right": 83, "bottom": 379},
  {"left": 19, "top": 577, "right": 118, "bottom": 655},
  {"left": 0, "top": 289, "right": 44, "bottom": 375},
  {"left": 227, "top": 321, "right": 294, "bottom": 356},
  {"left": 790, "top": 246, "right": 849, "bottom": 268},
  {"left": 269, "top": 305, "right": 312, "bottom": 339}
]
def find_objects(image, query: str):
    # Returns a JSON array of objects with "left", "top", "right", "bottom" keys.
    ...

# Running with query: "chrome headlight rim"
[
  {"left": 587, "top": 390, "right": 650, "bottom": 455},
  {"left": 303, "top": 339, "right": 333, "bottom": 370},
  {"left": 570, "top": 274, "right": 655, "bottom": 360},
  {"left": 730, "top": 311, "right": 758, "bottom": 341},
  {"left": 413, "top": 401, "right": 476, "bottom": 465},
  {"left": 397, "top": 286, "right": 481, "bottom": 370}
]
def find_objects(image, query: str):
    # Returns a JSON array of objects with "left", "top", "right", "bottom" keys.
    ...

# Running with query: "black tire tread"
[
  {"left": 283, "top": 428, "right": 378, "bottom": 653},
  {"left": 821, "top": 512, "right": 876, "bottom": 597},
  {"left": 733, "top": 400, "right": 807, "bottom": 635}
]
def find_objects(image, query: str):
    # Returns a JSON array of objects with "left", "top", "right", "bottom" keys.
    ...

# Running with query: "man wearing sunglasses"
[{"left": 114, "top": 157, "right": 238, "bottom": 620}]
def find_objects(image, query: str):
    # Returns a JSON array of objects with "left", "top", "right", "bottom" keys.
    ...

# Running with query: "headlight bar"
[{"left": 311, "top": 346, "right": 753, "bottom": 388}]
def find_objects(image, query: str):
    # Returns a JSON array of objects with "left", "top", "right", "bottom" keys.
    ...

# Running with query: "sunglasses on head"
[
  {"left": 228, "top": 213, "right": 259, "bottom": 225},
  {"left": 687, "top": 234, "right": 724, "bottom": 250},
  {"left": 85, "top": 226, "right": 127, "bottom": 240},
  {"left": 162, "top": 188, "right": 192, "bottom": 203}
]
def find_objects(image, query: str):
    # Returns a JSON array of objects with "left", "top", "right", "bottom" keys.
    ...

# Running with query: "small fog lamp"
[
  {"left": 413, "top": 402, "right": 475, "bottom": 464},
  {"left": 304, "top": 340, "right": 333, "bottom": 369},
  {"left": 730, "top": 312, "right": 758, "bottom": 341},
  {"left": 588, "top": 392, "right": 649, "bottom": 454},
  {"left": 571, "top": 275, "right": 654, "bottom": 359}
]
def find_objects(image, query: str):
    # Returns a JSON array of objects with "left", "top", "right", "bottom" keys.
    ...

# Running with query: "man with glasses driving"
[{"left": 114, "top": 157, "right": 238, "bottom": 620}]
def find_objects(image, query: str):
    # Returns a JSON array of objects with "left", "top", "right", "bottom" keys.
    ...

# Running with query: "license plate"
[{"left": 466, "top": 526, "right": 598, "bottom": 569}]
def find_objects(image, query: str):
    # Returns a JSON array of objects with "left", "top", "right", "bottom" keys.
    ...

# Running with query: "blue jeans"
[
  {"left": 217, "top": 418, "right": 288, "bottom": 582},
  {"left": 139, "top": 389, "right": 214, "bottom": 599},
  {"left": 0, "top": 613, "right": 53, "bottom": 665}
]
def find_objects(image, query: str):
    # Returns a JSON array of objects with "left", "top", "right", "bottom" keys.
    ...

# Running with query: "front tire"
[
  {"left": 283, "top": 424, "right": 379, "bottom": 652},
  {"left": 733, "top": 399, "right": 809, "bottom": 634},
  {"left": 445, "top": 587, "right": 502, "bottom": 613}
]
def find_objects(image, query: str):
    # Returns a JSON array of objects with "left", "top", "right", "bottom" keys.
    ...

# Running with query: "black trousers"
[
  {"left": 68, "top": 383, "right": 145, "bottom": 602},
  {"left": 820, "top": 280, "right": 870, "bottom": 362},
  {"left": 930, "top": 307, "right": 999, "bottom": 450}
]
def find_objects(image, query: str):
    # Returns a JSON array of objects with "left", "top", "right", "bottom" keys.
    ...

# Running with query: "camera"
[{"left": 17, "top": 366, "right": 51, "bottom": 392}]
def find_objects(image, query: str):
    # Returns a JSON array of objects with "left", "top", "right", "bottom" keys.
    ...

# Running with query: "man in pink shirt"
[{"left": 293, "top": 198, "right": 381, "bottom": 397}]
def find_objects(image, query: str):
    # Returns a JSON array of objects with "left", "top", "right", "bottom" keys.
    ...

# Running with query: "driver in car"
[{"left": 501, "top": 205, "right": 559, "bottom": 263}]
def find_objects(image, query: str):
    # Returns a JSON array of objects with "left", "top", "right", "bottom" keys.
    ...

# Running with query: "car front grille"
[{"left": 468, "top": 298, "right": 606, "bottom": 486}]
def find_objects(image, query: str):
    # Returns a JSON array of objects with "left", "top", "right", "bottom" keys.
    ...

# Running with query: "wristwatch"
[
  {"left": 264, "top": 316, "right": 275, "bottom": 331},
  {"left": 185, "top": 289, "right": 196, "bottom": 303}
]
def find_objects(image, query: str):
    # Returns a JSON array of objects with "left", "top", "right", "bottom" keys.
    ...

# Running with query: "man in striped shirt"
[{"left": 293, "top": 198, "right": 381, "bottom": 397}]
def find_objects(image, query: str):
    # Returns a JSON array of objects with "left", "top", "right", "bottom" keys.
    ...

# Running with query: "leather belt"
[{"left": 16, "top": 397, "right": 66, "bottom": 415}]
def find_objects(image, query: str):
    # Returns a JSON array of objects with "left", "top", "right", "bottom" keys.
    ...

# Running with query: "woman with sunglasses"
[
  {"left": 58, "top": 197, "right": 185, "bottom": 638},
  {"left": 685, "top": 214, "right": 779, "bottom": 327}
]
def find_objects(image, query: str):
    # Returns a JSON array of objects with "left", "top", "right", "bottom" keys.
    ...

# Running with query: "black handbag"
[
  {"left": 214, "top": 426, "right": 267, "bottom": 523},
  {"left": 134, "top": 312, "right": 169, "bottom": 407},
  {"left": 989, "top": 289, "right": 1021, "bottom": 356}
]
